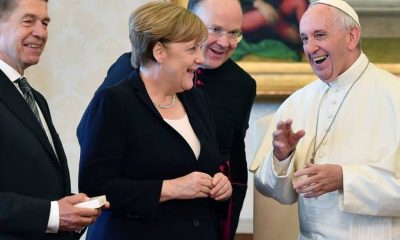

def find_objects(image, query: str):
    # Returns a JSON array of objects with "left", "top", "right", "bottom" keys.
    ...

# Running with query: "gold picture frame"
[
  {"left": 170, "top": 0, "right": 188, "bottom": 6},
  {"left": 238, "top": 61, "right": 400, "bottom": 99}
]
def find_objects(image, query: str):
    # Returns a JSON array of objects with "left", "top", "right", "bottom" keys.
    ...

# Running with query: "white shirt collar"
[
  {"left": 327, "top": 52, "right": 369, "bottom": 89},
  {"left": 0, "top": 59, "right": 23, "bottom": 83}
]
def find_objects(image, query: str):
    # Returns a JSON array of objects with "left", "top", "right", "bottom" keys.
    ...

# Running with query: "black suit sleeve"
[
  {"left": 227, "top": 73, "right": 256, "bottom": 240},
  {"left": 0, "top": 192, "right": 50, "bottom": 237},
  {"left": 78, "top": 89, "right": 163, "bottom": 219},
  {"left": 230, "top": 74, "right": 256, "bottom": 183}
]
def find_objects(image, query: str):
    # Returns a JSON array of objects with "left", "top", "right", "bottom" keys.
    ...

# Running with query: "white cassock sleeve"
[
  {"left": 340, "top": 164, "right": 400, "bottom": 217},
  {"left": 255, "top": 151, "right": 298, "bottom": 205}
]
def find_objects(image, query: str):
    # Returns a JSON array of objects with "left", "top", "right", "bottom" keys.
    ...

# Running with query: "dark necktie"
[{"left": 14, "top": 77, "right": 44, "bottom": 127}]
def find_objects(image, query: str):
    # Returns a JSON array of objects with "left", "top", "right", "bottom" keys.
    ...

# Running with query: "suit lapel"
[
  {"left": 129, "top": 69, "right": 206, "bottom": 141},
  {"left": 0, "top": 71, "right": 59, "bottom": 163},
  {"left": 129, "top": 69, "right": 163, "bottom": 119},
  {"left": 128, "top": 70, "right": 210, "bottom": 163}
]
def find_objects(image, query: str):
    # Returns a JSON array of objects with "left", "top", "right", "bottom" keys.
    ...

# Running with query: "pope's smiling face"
[{"left": 300, "top": 4, "right": 360, "bottom": 82}]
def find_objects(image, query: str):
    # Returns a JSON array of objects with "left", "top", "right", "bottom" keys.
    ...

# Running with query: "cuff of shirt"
[
  {"left": 272, "top": 152, "right": 294, "bottom": 176},
  {"left": 46, "top": 201, "right": 60, "bottom": 233}
]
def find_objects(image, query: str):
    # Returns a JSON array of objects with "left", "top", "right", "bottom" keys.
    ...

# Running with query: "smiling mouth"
[
  {"left": 25, "top": 43, "right": 42, "bottom": 49},
  {"left": 313, "top": 55, "right": 327, "bottom": 64},
  {"left": 210, "top": 48, "right": 224, "bottom": 55}
]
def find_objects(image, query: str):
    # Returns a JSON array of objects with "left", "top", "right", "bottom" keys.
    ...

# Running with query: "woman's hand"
[
  {"left": 210, "top": 172, "right": 232, "bottom": 201},
  {"left": 160, "top": 171, "right": 213, "bottom": 202}
]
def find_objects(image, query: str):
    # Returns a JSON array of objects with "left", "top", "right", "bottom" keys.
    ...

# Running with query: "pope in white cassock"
[{"left": 254, "top": 0, "right": 400, "bottom": 239}]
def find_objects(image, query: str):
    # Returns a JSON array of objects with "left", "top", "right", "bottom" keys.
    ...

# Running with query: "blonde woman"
[{"left": 78, "top": 2, "right": 232, "bottom": 240}]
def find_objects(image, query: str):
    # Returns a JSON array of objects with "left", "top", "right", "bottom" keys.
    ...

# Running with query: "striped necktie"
[{"left": 14, "top": 77, "right": 44, "bottom": 127}]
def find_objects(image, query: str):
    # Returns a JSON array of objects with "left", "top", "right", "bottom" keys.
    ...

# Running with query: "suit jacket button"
[{"left": 193, "top": 218, "right": 200, "bottom": 227}]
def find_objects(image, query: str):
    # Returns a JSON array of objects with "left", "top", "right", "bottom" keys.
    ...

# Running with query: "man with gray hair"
[
  {"left": 0, "top": 0, "right": 106, "bottom": 239},
  {"left": 254, "top": 0, "right": 400, "bottom": 238}
]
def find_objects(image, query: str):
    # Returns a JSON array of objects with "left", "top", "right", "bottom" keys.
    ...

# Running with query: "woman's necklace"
[
  {"left": 310, "top": 62, "right": 369, "bottom": 164},
  {"left": 153, "top": 94, "right": 176, "bottom": 109}
]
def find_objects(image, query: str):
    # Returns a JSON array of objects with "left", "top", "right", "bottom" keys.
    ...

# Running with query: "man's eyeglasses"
[{"left": 207, "top": 26, "right": 243, "bottom": 43}]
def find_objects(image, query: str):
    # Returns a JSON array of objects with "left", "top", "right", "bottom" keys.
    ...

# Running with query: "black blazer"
[
  {"left": 0, "top": 71, "right": 74, "bottom": 240},
  {"left": 78, "top": 70, "right": 225, "bottom": 240},
  {"left": 77, "top": 53, "right": 256, "bottom": 240}
]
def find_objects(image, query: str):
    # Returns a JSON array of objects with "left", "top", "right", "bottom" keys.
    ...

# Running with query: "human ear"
[
  {"left": 347, "top": 27, "right": 361, "bottom": 50},
  {"left": 152, "top": 42, "right": 164, "bottom": 63}
]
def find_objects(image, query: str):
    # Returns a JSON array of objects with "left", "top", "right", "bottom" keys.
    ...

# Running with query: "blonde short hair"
[{"left": 129, "top": 1, "right": 207, "bottom": 68}]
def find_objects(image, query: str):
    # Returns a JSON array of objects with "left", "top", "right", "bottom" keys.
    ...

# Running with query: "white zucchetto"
[{"left": 309, "top": 0, "right": 360, "bottom": 28}]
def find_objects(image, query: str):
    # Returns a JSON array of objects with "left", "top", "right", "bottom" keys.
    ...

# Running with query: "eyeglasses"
[{"left": 207, "top": 26, "right": 243, "bottom": 43}]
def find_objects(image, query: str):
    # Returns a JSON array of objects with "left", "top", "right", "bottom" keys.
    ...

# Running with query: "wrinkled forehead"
[{"left": 300, "top": 4, "right": 335, "bottom": 32}]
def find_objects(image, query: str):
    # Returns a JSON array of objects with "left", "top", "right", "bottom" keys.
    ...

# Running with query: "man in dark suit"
[
  {"left": 0, "top": 0, "right": 105, "bottom": 239},
  {"left": 77, "top": 1, "right": 256, "bottom": 239}
]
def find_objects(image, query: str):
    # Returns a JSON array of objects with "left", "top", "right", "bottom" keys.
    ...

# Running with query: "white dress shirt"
[{"left": 164, "top": 114, "right": 201, "bottom": 160}]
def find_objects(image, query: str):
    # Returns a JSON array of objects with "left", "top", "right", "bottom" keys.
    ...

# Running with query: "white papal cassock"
[{"left": 255, "top": 53, "right": 400, "bottom": 239}]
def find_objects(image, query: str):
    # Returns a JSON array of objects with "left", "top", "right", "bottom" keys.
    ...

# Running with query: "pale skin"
[
  {"left": 294, "top": 163, "right": 343, "bottom": 198},
  {"left": 194, "top": 0, "right": 243, "bottom": 69},
  {"left": 272, "top": 119, "right": 343, "bottom": 198},
  {"left": 160, "top": 172, "right": 232, "bottom": 202},
  {"left": 58, "top": 194, "right": 110, "bottom": 232}
]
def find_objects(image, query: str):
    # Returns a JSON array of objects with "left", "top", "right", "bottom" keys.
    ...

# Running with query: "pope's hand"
[
  {"left": 272, "top": 119, "right": 305, "bottom": 160},
  {"left": 293, "top": 163, "right": 343, "bottom": 198}
]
